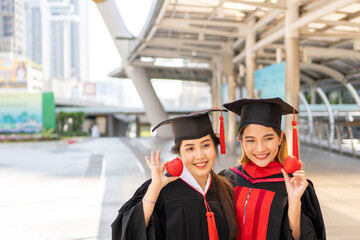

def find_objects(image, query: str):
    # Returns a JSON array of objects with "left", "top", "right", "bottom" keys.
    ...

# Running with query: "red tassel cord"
[
  {"left": 219, "top": 112, "right": 226, "bottom": 154},
  {"left": 292, "top": 107, "right": 299, "bottom": 160},
  {"left": 284, "top": 107, "right": 301, "bottom": 173},
  {"left": 204, "top": 198, "right": 219, "bottom": 240}
]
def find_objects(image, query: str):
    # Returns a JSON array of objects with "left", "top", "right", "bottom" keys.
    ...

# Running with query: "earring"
[{"left": 279, "top": 142, "right": 282, "bottom": 146}]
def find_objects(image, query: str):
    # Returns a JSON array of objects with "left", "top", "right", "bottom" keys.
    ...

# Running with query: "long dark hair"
[{"left": 171, "top": 133, "right": 238, "bottom": 239}]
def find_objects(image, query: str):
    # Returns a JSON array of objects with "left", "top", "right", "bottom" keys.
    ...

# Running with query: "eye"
[
  {"left": 185, "top": 147, "right": 193, "bottom": 151},
  {"left": 245, "top": 139, "right": 254, "bottom": 143},
  {"left": 202, "top": 143, "right": 210, "bottom": 148},
  {"left": 265, "top": 137, "right": 274, "bottom": 141}
]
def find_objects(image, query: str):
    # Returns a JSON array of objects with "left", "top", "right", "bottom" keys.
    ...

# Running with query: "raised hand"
[
  {"left": 281, "top": 161, "right": 308, "bottom": 240},
  {"left": 281, "top": 160, "right": 308, "bottom": 201},
  {"left": 145, "top": 150, "right": 179, "bottom": 190}
]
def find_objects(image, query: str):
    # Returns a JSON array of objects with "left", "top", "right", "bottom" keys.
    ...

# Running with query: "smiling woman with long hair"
[
  {"left": 220, "top": 98, "right": 325, "bottom": 240},
  {"left": 112, "top": 109, "right": 237, "bottom": 240}
]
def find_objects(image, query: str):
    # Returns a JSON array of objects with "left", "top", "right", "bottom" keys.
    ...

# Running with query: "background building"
[{"left": 0, "top": 0, "right": 24, "bottom": 56}]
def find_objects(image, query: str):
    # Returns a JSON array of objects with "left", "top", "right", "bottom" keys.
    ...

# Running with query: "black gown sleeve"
[
  {"left": 299, "top": 180, "right": 326, "bottom": 240},
  {"left": 218, "top": 168, "right": 236, "bottom": 185},
  {"left": 282, "top": 180, "right": 326, "bottom": 240},
  {"left": 111, "top": 179, "right": 156, "bottom": 240}
]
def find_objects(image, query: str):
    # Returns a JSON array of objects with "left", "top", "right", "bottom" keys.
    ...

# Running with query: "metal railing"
[{"left": 299, "top": 119, "right": 360, "bottom": 158}]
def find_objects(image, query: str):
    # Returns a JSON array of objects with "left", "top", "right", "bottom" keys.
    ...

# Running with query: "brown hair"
[
  {"left": 171, "top": 133, "right": 238, "bottom": 239},
  {"left": 238, "top": 126, "right": 288, "bottom": 165}
]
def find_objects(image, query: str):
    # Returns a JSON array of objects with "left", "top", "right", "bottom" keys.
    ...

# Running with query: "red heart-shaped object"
[
  {"left": 284, "top": 155, "right": 301, "bottom": 173},
  {"left": 166, "top": 158, "right": 183, "bottom": 177}
]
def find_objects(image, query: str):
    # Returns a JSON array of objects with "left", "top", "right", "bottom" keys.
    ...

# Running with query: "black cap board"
[
  {"left": 223, "top": 97, "right": 298, "bottom": 131},
  {"left": 152, "top": 109, "right": 227, "bottom": 143}
]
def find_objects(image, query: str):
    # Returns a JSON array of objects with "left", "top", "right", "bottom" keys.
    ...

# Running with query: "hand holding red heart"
[
  {"left": 145, "top": 150, "right": 179, "bottom": 190},
  {"left": 281, "top": 160, "right": 308, "bottom": 201}
]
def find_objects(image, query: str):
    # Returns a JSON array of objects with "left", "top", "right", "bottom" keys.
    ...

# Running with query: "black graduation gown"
[
  {"left": 112, "top": 178, "right": 230, "bottom": 240},
  {"left": 220, "top": 165, "right": 326, "bottom": 240}
]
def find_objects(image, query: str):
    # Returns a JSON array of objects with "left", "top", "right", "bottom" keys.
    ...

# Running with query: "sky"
[
  {"left": 88, "top": 0, "right": 155, "bottom": 81},
  {"left": 86, "top": 0, "right": 211, "bottom": 109}
]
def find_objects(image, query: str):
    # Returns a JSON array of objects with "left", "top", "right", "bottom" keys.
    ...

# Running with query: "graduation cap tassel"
[
  {"left": 284, "top": 107, "right": 301, "bottom": 173},
  {"left": 206, "top": 212, "right": 219, "bottom": 240},
  {"left": 205, "top": 200, "right": 219, "bottom": 240},
  {"left": 292, "top": 107, "right": 299, "bottom": 160},
  {"left": 219, "top": 113, "right": 226, "bottom": 154}
]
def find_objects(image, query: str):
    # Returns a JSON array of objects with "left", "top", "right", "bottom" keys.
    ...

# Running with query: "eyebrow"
[
  {"left": 244, "top": 133, "right": 275, "bottom": 139},
  {"left": 183, "top": 139, "right": 211, "bottom": 147},
  {"left": 264, "top": 134, "right": 275, "bottom": 137},
  {"left": 183, "top": 143, "right": 194, "bottom": 147}
]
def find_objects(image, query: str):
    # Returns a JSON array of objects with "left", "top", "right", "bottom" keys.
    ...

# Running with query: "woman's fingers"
[
  {"left": 161, "top": 159, "right": 172, "bottom": 167},
  {"left": 281, "top": 169, "right": 290, "bottom": 183},
  {"left": 161, "top": 160, "right": 172, "bottom": 172},
  {"left": 146, "top": 151, "right": 160, "bottom": 169},
  {"left": 146, "top": 150, "right": 167, "bottom": 171},
  {"left": 145, "top": 156, "right": 151, "bottom": 168},
  {"left": 151, "top": 151, "right": 155, "bottom": 164},
  {"left": 292, "top": 170, "right": 306, "bottom": 181},
  {"left": 293, "top": 170, "right": 305, "bottom": 175},
  {"left": 155, "top": 149, "right": 161, "bottom": 166}
]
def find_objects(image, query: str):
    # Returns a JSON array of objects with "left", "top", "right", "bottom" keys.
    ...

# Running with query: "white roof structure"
[
  {"left": 109, "top": 0, "right": 360, "bottom": 91},
  {"left": 93, "top": 0, "right": 360, "bottom": 140}
]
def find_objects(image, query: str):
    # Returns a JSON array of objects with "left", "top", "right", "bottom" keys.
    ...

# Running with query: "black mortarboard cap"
[
  {"left": 152, "top": 109, "right": 227, "bottom": 150},
  {"left": 223, "top": 97, "right": 298, "bottom": 131}
]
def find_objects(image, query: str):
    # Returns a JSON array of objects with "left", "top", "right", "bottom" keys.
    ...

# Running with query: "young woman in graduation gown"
[
  {"left": 220, "top": 98, "right": 326, "bottom": 240},
  {"left": 111, "top": 109, "right": 238, "bottom": 240}
]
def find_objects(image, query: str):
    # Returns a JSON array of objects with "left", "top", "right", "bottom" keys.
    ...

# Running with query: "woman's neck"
[{"left": 195, "top": 175, "right": 209, "bottom": 192}]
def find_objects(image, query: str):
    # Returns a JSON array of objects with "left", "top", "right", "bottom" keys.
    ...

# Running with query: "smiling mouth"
[
  {"left": 194, "top": 161, "right": 208, "bottom": 168},
  {"left": 254, "top": 153, "right": 270, "bottom": 160}
]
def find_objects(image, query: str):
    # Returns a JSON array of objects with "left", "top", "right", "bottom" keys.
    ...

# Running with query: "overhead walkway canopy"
[
  {"left": 108, "top": 0, "right": 360, "bottom": 87},
  {"left": 93, "top": 0, "right": 360, "bottom": 150}
]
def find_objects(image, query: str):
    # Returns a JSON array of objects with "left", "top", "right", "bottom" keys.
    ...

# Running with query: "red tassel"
[
  {"left": 292, "top": 108, "right": 299, "bottom": 160},
  {"left": 219, "top": 113, "right": 226, "bottom": 154},
  {"left": 206, "top": 212, "right": 219, "bottom": 240},
  {"left": 204, "top": 197, "right": 219, "bottom": 240}
]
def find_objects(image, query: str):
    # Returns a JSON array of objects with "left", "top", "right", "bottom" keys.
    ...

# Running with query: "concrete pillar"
[
  {"left": 221, "top": 55, "right": 237, "bottom": 153},
  {"left": 316, "top": 87, "right": 335, "bottom": 144},
  {"left": 217, "top": 65, "right": 223, "bottom": 109},
  {"left": 276, "top": 48, "right": 283, "bottom": 63},
  {"left": 299, "top": 92, "right": 314, "bottom": 144},
  {"left": 124, "top": 63, "right": 171, "bottom": 137},
  {"left": 211, "top": 60, "right": 220, "bottom": 131},
  {"left": 245, "top": 31, "right": 256, "bottom": 98},
  {"left": 311, "top": 87, "right": 316, "bottom": 104},
  {"left": 285, "top": 0, "right": 300, "bottom": 155},
  {"left": 135, "top": 115, "right": 140, "bottom": 137},
  {"left": 107, "top": 115, "right": 114, "bottom": 137},
  {"left": 211, "top": 62, "right": 217, "bottom": 109},
  {"left": 227, "top": 74, "right": 237, "bottom": 153},
  {"left": 93, "top": 0, "right": 171, "bottom": 138}
]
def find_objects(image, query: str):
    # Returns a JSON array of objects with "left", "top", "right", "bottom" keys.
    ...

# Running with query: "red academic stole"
[{"left": 230, "top": 161, "right": 285, "bottom": 240}]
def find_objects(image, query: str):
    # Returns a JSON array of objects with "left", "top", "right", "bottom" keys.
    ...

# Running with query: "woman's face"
[
  {"left": 240, "top": 124, "right": 283, "bottom": 167},
  {"left": 179, "top": 134, "right": 216, "bottom": 183}
]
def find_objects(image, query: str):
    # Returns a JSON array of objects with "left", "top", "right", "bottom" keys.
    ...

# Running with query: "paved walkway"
[{"left": 0, "top": 137, "right": 359, "bottom": 239}]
